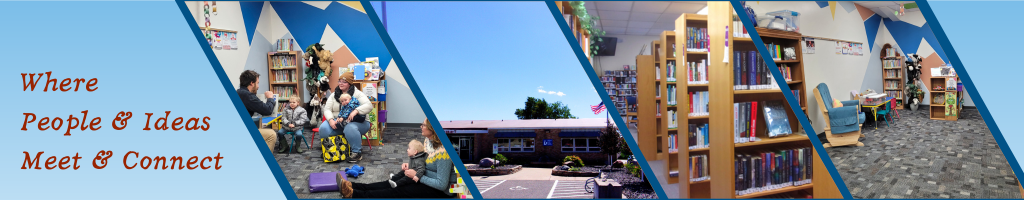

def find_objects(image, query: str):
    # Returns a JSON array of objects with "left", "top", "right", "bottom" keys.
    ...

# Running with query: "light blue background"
[
  {"left": 928, "top": 0, "right": 1023, "bottom": 176},
  {"left": 0, "top": 1, "right": 283, "bottom": 199}
]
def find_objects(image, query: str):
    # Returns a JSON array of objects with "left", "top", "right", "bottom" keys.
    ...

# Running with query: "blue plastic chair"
[
  {"left": 875, "top": 102, "right": 891, "bottom": 128},
  {"left": 283, "top": 131, "right": 309, "bottom": 154}
]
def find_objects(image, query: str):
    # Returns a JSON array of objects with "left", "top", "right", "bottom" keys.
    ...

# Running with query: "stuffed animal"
[
  {"left": 345, "top": 164, "right": 365, "bottom": 178},
  {"left": 905, "top": 53, "right": 922, "bottom": 83}
]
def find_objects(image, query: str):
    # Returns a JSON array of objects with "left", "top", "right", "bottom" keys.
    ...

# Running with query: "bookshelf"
[
  {"left": 556, "top": 1, "right": 594, "bottom": 73},
  {"left": 602, "top": 69, "right": 638, "bottom": 127},
  {"left": 351, "top": 77, "right": 387, "bottom": 146},
  {"left": 880, "top": 44, "right": 905, "bottom": 109},
  {"left": 928, "top": 67, "right": 961, "bottom": 121},
  {"left": 648, "top": 2, "right": 841, "bottom": 198},
  {"left": 268, "top": 51, "right": 302, "bottom": 108}
]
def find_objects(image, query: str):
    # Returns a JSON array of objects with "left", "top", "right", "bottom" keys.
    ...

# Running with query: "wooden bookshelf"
[
  {"left": 350, "top": 77, "right": 388, "bottom": 146},
  {"left": 637, "top": 55, "right": 659, "bottom": 161},
  {"left": 556, "top": 1, "right": 594, "bottom": 73},
  {"left": 656, "top": 2, "right": 841, "bottom": 198},
  {"left": 928, "top": 69, "right": 961, "bottom": 121},
  {"left": 267, "top": 51, "right": 302, "bottom": 106},
  {"left": 880, "top": 44, "right": 905, "bottom": 109}
]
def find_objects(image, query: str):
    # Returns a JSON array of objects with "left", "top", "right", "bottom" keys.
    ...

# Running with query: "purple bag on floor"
[{"left": 309, "top": 171, "right": 344, "bottom": 193}]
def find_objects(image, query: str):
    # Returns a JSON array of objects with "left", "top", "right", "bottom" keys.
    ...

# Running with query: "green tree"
[
  {"left": 514, "top": 97, "right": 577, "bottom": 119},
  {"left": 598, "top": 125, "right": 622, "bottom": 165}
]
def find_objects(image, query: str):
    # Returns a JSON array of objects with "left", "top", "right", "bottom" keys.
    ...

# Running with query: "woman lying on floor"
[{"left": 336, "top": 118, "right": 456, "bottom": 198}]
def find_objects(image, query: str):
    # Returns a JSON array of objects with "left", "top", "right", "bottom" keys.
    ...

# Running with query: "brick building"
[{"left": 442, "top": 118, "right": 616, "bottom": 166}]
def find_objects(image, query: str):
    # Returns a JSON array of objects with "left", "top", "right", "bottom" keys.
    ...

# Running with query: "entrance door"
[{"left": 453, "top": 136, "right": 473, "bottom": 162}]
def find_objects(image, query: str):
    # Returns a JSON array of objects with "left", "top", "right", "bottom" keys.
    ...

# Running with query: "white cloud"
[
  {"left": 556, "top": 92, "right": 566, "bottom": 97},
  {"left": 537, "top": 86, "right": 547, "bottom": 93},
  {"left": 536, "top": 86, "right": 566, "bottom": 97},
  {"left": 548, "top": 91, "right": 556, "bottom": 94}
]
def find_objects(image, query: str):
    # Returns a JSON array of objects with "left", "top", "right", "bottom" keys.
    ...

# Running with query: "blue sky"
[{"left": 371, "top": 1, "right": 605, "bottom": 120}]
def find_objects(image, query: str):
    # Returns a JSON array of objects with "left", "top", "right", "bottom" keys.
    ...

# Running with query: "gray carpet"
[
  {"left": 273, "top": 126, "right": 429, "bottom": 199},
  {"left": 825, "top": 108, "right": 1020, "bottom": 199}
]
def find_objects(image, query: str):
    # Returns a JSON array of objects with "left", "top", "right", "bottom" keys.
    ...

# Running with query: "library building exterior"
[{"left": 442, "top": 118, "right": 613, "bottom": 166}]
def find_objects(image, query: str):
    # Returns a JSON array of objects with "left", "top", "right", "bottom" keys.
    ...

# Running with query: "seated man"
[{"left": 236, "top": 70, "right": 277, "bottom": 151}]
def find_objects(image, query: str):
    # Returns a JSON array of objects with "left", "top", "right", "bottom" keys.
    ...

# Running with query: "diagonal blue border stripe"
[
  {"left": 544, "top": 1, "right": 668, "bottom": 199},
  {"left": 173, "top": 0, "right": 298, "bottom": 199},
  {"left": 731, "top": 1, "right": 854, "bottom": 199},
  {"left": 916, "top": 0, "right": 1024, "bottom": 191},
  {"left": 360, "top": 1, "right": 483, "bottom": 199}
]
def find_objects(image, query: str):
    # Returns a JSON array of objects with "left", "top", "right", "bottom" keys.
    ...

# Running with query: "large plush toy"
[
  {"left": 345, "top": 164, "right": 365, "bottom": 178},
  {"left": 905, "top": 53, "right": 922, "bottom": 83},
  {"left": 303, "top": 43, "right": 334, "bottom": 121}
]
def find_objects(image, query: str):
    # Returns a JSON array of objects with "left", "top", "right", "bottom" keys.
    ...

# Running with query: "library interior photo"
[
  {"left": 575, "top": 1, "right": 841, "bottom": 198},
  {"left": 745, "top": 1, "right": 1020, "bottom": 198},
  {"left": 186, "top": 1, "right": 469, "bottom": 199}
]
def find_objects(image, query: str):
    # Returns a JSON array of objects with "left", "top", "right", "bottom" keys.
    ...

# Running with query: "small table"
[{"left": 860, "top": 97, "right": 893, "bottom": 130}]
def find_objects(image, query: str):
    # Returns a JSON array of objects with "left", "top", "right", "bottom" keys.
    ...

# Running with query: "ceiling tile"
[
  {"left": 648, "top": 31, "right": 662, "bottom": 36},
  {"left": 584, "top": 1, "right": 597, "bottom": 10},
  {"left": 652, "top": 21, "right": 675, "bottom": 29},
  {"left": 595, "top": 1, "right": 632, "bottom": 12},
  {"left": 627, "top": 21, "right": 654, "bottom": 29},
  {"left": 665, "top": 2, "right": 706, "bottom": 14},
  {"left": 656, "top": 13, "right": 682, "bottom": 24},
  {"left": 604, "top": 27, "right": 627, "bottom": 35},
  {"left": 601, "top": 19, "right": 629, "bottom": 28},
  {"left": 630, "top": 12, "right": 661, "bottom": 22},
  {"left": 648, "top": 29, "right": 668, "bottom": 36},
  {"left": 599, "top": 10, "right": 631, "bottom": 20},
  {"left": 588, "top": 9, "right": 599, "bottom": 18},
  {"left": 626, "top": 28, "right": 650, "bottom": 35},
  {"left": 631, "top": 1, "right": 670, "bottom": 13}
]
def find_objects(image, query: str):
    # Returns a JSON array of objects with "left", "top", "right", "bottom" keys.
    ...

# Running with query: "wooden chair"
[{"left": 814, "top": 85, "right": 865, "bottom": 148}]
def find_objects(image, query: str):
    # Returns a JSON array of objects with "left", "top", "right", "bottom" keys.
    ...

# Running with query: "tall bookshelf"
[
  {"left": 640, "top": 2, "right": 841, "bottom": 198},
  {"left": 881, "top": 44, "right": 905, "bottom": 109},
  {"left": 268, "top": 51, "right": 302, "bottom": 110},
  {"left": 555, "top": 1, "right": 594, "bottom": 73},
  {"left": 602, "top": 69, "right": 638, "bottom": 126},
  {"left": 351, "top": 77, "right": 387, "bottom": 146}
]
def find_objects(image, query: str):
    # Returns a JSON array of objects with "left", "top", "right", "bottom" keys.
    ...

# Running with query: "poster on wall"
[
  {"left": 857, "top": 43, "right": 863, "bottom": 56},
  {"left": 803, "top": 38, "right": 814, "bottom": 54},
  {"left": 835, "top": 41, "right": 842, "bottom": 55}
]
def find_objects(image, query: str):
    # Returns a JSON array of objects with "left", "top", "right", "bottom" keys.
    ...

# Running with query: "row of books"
[
  {"left": 765, "top": 43, "right": 796, "bottom": 61},
  {"left": 689, "top": 91, "right": 709, "bottom": 117},
  {"left": 602, "top": 70, "right": 638, "bottom": 116},
  {"left": 277, "top": 39, "right": 294, "bottom": 51},
  {"left": 607, "top": 89, "right": 637, "bottom": 96},
  {"left": 687, "top": 59, "right": 709, "bottom": 84},
  {"left": 668, "top": 134, "right": 679, "bottom": 153},
  {"left": 690, "top": 154, "right": 710, "bottom": 182},
  {"left": 884, "top": 69, "right": 903, "bottom": 78},
  {"left": 884, "top": 80, "right": 901, "bottom": 90},
  {"left": 688, "top": 123, "right": 709, "bottom": 150},
  {"left": 778, "top": 64, "right": 793, "bottom": 82},
  {"left": 686, "top": 27, "right": 710, "bottom": 52},
  {"left": 602, "top": 83, "right": 637, "bottom": 90},
  {"left": 758, "top": 190, "right": 812, "bottom": 198},
  {"left": 883, "top": 59, "right": 903, "bottom": 69},
  {"left": 601, "top": 76, "right": 637, "bottom": 83},
  {"left": 734, "top": 101, "right": 760, "bottom": 143},
  {"left": 667, "top": 61, "right": 678, "bottom": 82},
  {"left": 270, "top": 55, "right": 298, "bottom": 69},
  {"left": 667, "top": 85, "right": 679, "bottom": 105},
  {"left": 734, "top": 147, "right": 814, "bottom": 196},
  {"left": 668, "top": 110, "right": 679, "bottom": 129},
  {"left": 791, "top": 90, "right": 801, "bottom": 106},
  {"left": 734, "top": 51, "right": 779, "bottom": 90},
  {"left": 604, "top": 70, "right": 636, "bottom": 77},
  {"left": 272, "top": 69, "right": 297, "bottom": 83},
  {"left": 884, "top": 47, "right": 897, "bottom": 57},
  {"left": 886, "top": 91, "right": 903, "bottom": 99},
  {"left": 272, "top": 86, "right": 296, "bottom": 100},
  {"left": 734, "top": 100, "right": 795, "bottom": 143},
  {"left": 732, "top": 19, "right": 750, "bottom": 38}
]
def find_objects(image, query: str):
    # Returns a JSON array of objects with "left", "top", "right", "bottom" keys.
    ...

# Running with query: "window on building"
[
  {"left": 561, "top": 138, "right": 600, "bottom": 152},
  {"left": 495, "top": 138, "right": 535, "bottom": 152}
]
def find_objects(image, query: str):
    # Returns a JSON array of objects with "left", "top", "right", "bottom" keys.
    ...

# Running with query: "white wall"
[
  {"left": 188, "top": 1, "right": 258, "bottom": 92},
  {"left": 592, "top": 35, "right": 659, "bottom": 72},
  {"left": 383, "top": 59, "right": 427, "bottom": 124}
]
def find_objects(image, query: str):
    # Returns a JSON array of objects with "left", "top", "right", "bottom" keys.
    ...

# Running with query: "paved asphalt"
[{"left": 475, "top": 179, "right": 593, "bottom": 199}]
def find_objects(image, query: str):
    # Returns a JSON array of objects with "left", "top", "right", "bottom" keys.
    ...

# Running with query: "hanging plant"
[{"left": 569, "top": 1, "right": 606, "bottom": 57}]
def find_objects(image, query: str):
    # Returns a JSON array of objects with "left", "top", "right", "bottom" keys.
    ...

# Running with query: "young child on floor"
[
  {"left": 389, "top": 139, "right": 427, "bottom": 188},
  {"left": 334, "top": 93, "right": 359, "bottom": 129},
  {"left": 278, "top": 96, "right": 308, "bottom": 153}
]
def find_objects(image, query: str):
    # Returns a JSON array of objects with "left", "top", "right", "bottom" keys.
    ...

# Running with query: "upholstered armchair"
[{"left": 813, "top": 83, "right": 865, "bottom": 147}]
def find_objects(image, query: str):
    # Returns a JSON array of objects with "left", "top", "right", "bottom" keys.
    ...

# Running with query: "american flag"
[{"left": 591, "top": 102, "right": 606, "bottom": 115}]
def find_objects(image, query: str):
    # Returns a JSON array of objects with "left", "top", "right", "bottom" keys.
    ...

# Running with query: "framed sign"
[{"left": 543, "top": 139, "right": 554, "bottom": 146}]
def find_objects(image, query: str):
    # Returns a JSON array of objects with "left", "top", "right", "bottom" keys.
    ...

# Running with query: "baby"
[
  {"left": 335, "top": 93, "right": 360, "bottom": 129},
  {"left": 389, "top": 139, "right": 427, "bottom": 188}
]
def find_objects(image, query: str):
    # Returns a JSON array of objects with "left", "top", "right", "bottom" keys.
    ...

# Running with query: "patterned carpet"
[
  {"left": 825, "top": 108, "right": 1020, "bottom": 199},
  {"left": 274, "top": 125, "right": 426, "bottom": 199}
]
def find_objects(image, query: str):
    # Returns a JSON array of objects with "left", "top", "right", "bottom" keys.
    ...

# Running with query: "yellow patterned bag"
[{"left": 320, "top": 135, "right": 349, "bottom": 162}]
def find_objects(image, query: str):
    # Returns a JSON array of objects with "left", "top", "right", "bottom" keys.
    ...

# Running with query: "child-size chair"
[
  {"left": 890, "top": 101, "right": 901, "bottom": 122},
  {"left": 273, "top": 116, "right": 309, "bottom": 154},
  {"left": 875, "top": 101, "right": 891, "bottom": 128}
]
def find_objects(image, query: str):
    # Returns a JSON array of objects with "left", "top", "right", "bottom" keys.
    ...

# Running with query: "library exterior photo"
[{"left": 443, "top": 118, "right": 612, "bottom": 165}]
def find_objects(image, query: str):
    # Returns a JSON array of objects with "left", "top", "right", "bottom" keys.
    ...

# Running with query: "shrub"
[
  {"left": 625, "top": 163, "right": 642, "bottom": 177},
  {"left": 494, "top": 153, "right": 509, "bottom": 166},
  {"left": 563, "top": 155, "right": 585, "bottom": 168},
  {"left": 568, "top": 167, "right": 581, "bottom": 172}
]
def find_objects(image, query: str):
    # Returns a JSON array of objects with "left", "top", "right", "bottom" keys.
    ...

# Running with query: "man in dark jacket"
[{"left": 237, "top": 70, "right": 277, "bottom": 151}]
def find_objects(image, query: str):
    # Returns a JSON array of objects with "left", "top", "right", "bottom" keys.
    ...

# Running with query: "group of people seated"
[{"left": 236, "top": 70, "right": 458, "bottom": 198}]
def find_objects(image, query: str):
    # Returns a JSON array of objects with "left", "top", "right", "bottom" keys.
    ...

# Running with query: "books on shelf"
[
  {"left": 886, "top": 91, "right": 903, "bottom": 99},
  {"left": 885, "top": 47, "right": 897, "bottom": 57},
  {"left": 884, "top": 69, "right": 902, "bottom": 78},
  {"left": 884, "top": 80, "right": 900, "bottom": 90},
  {"left": 764, "top": 43, "right": 795, "bottom": 61},
  {"left": 690, "top": 154, "right": 710, "bottom": 182},
  {"left": 656, "top": 66, "right": 662, "bottom": 81},
  {"left": 734, "top": 147, "right": 814, "bottom": 196},
  {"left": 668, "top": 110, "right": 678, "bottom": 129},
  {"left": 668, "top": 85, "right": 678, "bottom": 105},
  {"left": 734, "top": 51, "right": 779, "bottom": 90},
  {"left": 669, "top": 133, "right": 679, "bottom": 153},
  {"left": 778, "top": 64, "right": 792, "bottom": 82},
  {"left": 791, "top": 90, "right": 801, "bottom": 105},
  {"left": 273, "top": 69, "right": 297, "bottom": 83},
  {"left": 733, "top": 18, "right": 750, "bottom": 38},
  {"left": 601, "top": 70, "right": 638, "bottom": 114},
  {"left": 733, "top": 101, "right": 761, "bottom": 143},
  {"left": 689, "top": 91, "right": 709, "bottom": 117},
  {"left": 277, "top": 39, "right": 293, "bottom": 51},
  {"left": 688, "top": 123, "right": 709, "bottom": 150},
  {"left": 883, "top": 59, "right": 902, "bottom": 69},
  {"left": 667, "top": 61, "right": 677, "bottom": 82},
  {"left": 272, "top": 86, "right": 296, "bottom": 100},
  {"left": 761, "top": 101, "right": 793, "bottom": 138},
  {"left": 686, "top": 27, "right": 709, "bottom": 52},
  {"left": 688, "top": 59, "right": 709, "bottom": 84},
  {"left": 271, "top": 55, "right": 297, "bottom": 69}
]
